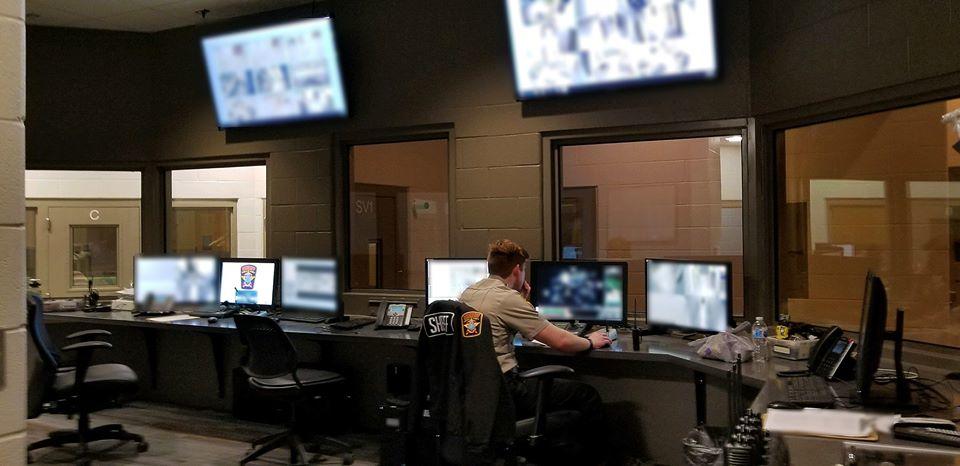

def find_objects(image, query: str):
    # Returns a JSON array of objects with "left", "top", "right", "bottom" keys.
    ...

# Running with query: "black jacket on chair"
[{"left": 414, "top": 300, "right": 516, "bottom": 465}]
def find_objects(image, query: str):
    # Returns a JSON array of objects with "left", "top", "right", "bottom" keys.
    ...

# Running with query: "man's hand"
[
  {"left": 520, "top": 281, "right": 531, "bottom": 301},
  {"left": 587, "top": 330, "right": 612, "bottom": 349}
]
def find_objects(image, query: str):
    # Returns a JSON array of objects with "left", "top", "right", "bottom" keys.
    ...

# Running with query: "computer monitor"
[
  {"left": 645, "top": 258, "right": 732, "bottom": 333},
  {"left": 426, "top": 258, "right": 489, "bottom": 304},
  {"left": 218, "top": 258, "right": 279, "bottom": 308},
  {"left": 134, "top": 255, "right": 219, "bottom": 305},
  {"left": 281, "top": 257, "right": 339, "bottom": 317},
  {"left": 855, "top": 271, "right": 888, "bottom": 402},
  {"left": 530, "top": 261, "right": 627, "bottom": 324}
]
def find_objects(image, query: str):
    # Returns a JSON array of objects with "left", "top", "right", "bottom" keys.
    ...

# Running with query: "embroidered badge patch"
[
  {"left": 461, "top": 311, "right": 483, "bottom": 338},
  {"left": 423, "top": 312, "right": 455, "bottom": 338}
]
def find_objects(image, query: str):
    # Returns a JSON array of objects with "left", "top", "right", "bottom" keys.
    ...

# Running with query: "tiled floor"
[{"left": 27, "top": 401, "right": 378, "bottom": 465}]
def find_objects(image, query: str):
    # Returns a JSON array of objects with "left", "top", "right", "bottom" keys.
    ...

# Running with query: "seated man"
[{"left": 459, "top": 239, "right": 611, "bottom": 459}]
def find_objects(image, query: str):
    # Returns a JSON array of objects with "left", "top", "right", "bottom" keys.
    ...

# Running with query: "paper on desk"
[
  {"left": 765, "top": 409, "right": 894, "bottom": 440},
  {"left": 147, "top": 314, "right": 201, "bottom": 323}
]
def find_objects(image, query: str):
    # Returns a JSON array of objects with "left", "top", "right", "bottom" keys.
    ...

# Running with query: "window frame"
[
  {"left": 541, "top": 119, "right": 763, "bottom": 319},
  {"left": 333, "top": 125, "right": 457, "bottom": 295}
]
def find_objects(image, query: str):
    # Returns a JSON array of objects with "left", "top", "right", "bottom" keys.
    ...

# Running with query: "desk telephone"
[
  {"left": 809, "top": 326, "right": 856, "bottom": 379},
  {"left": 375, "top": 302, "right": 414, "bottom": 330}
]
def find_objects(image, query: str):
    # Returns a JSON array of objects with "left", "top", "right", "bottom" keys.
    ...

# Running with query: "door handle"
[{"left": 45, "top": 217, "right": 51, "bottom": 232}]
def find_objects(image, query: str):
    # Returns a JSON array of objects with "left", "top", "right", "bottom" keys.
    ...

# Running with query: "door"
[
  {"left": 44, "top": 201, "right": 140, "bottom": 298},
  {"left": 560, "top": 186, "right": 598, "bottom": 259},
  {"left": 350, "top": 183, "right": 408, "bottom": 289},
  {"left": 168, "top": 199, "right": 238, "bottom": 257}
]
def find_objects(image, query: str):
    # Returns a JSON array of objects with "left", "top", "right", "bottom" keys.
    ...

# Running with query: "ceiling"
[{"left": 25, "top": 0, "right": 311, "bottom": 33}]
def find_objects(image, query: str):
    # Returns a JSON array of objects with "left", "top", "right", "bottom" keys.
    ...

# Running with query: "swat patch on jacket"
[
  {"left": 424, "top": 312, "right": 456, "bottom": 338},
  {"left": 461, "top": 311, "right": 483, "bottom": 338}
]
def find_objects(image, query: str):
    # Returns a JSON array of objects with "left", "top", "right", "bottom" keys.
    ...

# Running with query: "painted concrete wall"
[{"left": 0, "top": 0, "right": 27, "bottom": 463}]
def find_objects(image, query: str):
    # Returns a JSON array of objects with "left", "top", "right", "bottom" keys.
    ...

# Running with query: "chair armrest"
[
  {"left": 518, "top": 365, "right": 574, "bottom": 379},
  {"left": 66, "top": 329, "right": 112, "bottom": 340},
  {"left": 62, "top": 341, "right": 113, "bottom": 352}
]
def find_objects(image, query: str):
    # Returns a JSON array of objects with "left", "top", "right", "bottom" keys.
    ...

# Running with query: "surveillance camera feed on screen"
[
  {"left": 426, "top": 259, "right": 489, "bottom": 304},
  {"left": 135, "top": 256, "right": 219, "bottom": 304},
  {"left": 201, "top": 17, "right": 348, "bottom": 127},
  {"left": 532, "top": 262, "right": 626, "bottom": 323},
  {"left": 219, "top": 260, "right": 277, "bottom": 306},
  {"left": 646, "top": 259, "right": 730, "bottom": 332},
  {"left": 505, "top": 0, "right": 718, "bottom": 99},
  {"left": 282, "top": 258, "right": 338, "bottom": 312}
]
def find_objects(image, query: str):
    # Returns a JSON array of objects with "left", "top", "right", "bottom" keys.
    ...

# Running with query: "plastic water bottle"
[{"left": 752, "top": 317, "right": 768, "bottom": 362}]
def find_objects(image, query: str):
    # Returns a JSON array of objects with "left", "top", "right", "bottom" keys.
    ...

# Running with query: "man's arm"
[{"left": 533, "top": 324, "right": 611, "bottom": 353}]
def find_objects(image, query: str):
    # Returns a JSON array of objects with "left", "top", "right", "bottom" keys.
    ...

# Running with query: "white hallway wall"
[{"left": 25, "top": 166, "right": 266, "bottom": 257}]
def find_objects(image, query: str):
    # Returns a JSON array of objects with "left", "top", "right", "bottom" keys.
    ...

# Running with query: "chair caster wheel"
[
  {"left": 137, "top": 441, "right": 149, "bottom": 453},
  {"left": 341, "top": 453, "right": 354, "bottom": 465}
]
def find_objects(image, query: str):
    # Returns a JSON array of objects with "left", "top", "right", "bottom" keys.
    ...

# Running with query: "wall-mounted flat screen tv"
[
  {"left": 201, "top": 17, "right": 348, "bottom": 128},
  {"left": 505, "top": 0, "right": 718, "bottom": 99}
]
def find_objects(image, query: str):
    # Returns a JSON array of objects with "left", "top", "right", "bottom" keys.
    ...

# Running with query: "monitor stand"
[
  {"left": 856, "top": 309, "right": 917, "bottom": 413},
  {"left": 634, "top": 326, "right": 667, "bottom": 337},
  {"left": 569, "top": 321, "right": 593, "bottom": 337}
]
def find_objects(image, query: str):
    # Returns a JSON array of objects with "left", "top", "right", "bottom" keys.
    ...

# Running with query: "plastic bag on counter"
[
  {"left": 681, "top": 426, "right": 724, "bottom": 466},
  {"left": 687, "top": 321, "right": 754, "bottom": 363}
]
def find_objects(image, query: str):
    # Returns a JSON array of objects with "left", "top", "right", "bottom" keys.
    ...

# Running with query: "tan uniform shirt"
[{"left": 459, "top": 276, "right": 550, "bottom": 373}]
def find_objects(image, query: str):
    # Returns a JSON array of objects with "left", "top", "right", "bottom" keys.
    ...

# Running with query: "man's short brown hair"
[{"left": 487, "top": 239, "right": 529, "bottom": 278}]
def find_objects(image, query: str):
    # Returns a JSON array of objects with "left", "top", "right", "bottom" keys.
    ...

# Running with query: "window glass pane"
[
  {"left": 170, "top": 207, "right": 232, "bottom": 257},
  {"left": 26, "top": 208, "right": 36, "bottom": 280},
  {"left": 72, "top": 225, "right": 118, "bottom": 287},
  {"left": 349, "top": 139, "right": 449, "bottom": 290},
  {"left": 169, "top": 166, "right": 265, "bottom": 258},
  {"left": 560, "top": 136, "right": 745, "bottom": 320},
  {"left": 780, "top": 98, "right": 960, "bottom": 348}
]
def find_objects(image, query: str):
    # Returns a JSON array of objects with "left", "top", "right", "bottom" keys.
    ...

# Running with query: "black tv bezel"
[
  {"left": 529, "top": 259, "right": 629, "bottom": 326},
  {"left": 424, "top": 257, "right": 488, "bottom": 305},
  {"left": 503, "top": 0, "right": 721, "bottom": 102},
  {"left": 643, "top": 257, "right": 734, "bottom": 334},
  {"left": 133, "top": 254, "right": 221, "bottom": 305},
  {"left": 219, "top": 257, "right": 280, "bottom": 310},
  {"left": 200, "top": 16, "right": 350, "bottom": 130},
  {"left": 279, "top": 256, "right": 341, "bottom": 317}
]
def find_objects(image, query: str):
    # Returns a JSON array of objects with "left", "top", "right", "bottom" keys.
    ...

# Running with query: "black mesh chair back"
[
  {"left": 233, "top": 315, "right": 299, "bottom": 380},
  {"left": 27, "top": 295, "right": 61, "bottom": 372}
]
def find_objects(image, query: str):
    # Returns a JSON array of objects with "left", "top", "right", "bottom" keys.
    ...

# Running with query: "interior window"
[
  {"left": 779, "top": 98, "right": 960, "bottom": 348},
  {"left": 558, "top": 136, "right": 745, "bottom": 320},
  {"left": 348, "top": 139, "right": 449, "bottom": 291}
]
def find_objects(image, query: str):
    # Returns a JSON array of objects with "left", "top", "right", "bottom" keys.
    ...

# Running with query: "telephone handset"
[
  {"left": 376, "top": 302, "right": 414, "bottom": 329},
  {"left": 808, "top": 326, "right": 856, "bottom": 379}
]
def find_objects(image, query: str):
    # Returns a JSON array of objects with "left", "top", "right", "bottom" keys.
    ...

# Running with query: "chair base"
[
  {"left": 28, "top": 424, "right": 148, "bottom": 464},
  {"left": 243, "top": 429, "right": 354, "bottom": 465}
]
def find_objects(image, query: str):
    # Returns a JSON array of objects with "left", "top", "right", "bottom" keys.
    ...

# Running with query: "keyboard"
[
  {"left": 893, "top": 425, "right": 960, "bottom": 448},
  {"left": 186, "top": 307, "right": 236, "bottom": 318},
  {"left": 784, "top": 375, "right": 835, "bottom": 407},
  {"left": 330, "top": 316, "right": 375, "bottom": 330}
]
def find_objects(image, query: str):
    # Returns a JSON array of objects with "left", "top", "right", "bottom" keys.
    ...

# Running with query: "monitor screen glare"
[
  {"left": 646, "top": 259, "right": 730, "bottom": 332},
  {"left": 219, "top": 260, "right": 277, "bottom": 306},
  {"left": 505, "top": 0, "right": 718, "bottom": 99},
  {"left": 281, "top": 258, "right": 338, "bottom": 312},
  {"left": 135, "top": 256, "right": 219, "bottom": 304},
  {"left": 426, "top": 259, "right": 489, "bottom": 304},
  {"left": 201, "top": 17, "right": 348, "bottom": 127},
  {"left": 533, "top": 262, "right": 625, "bottom": 323}
]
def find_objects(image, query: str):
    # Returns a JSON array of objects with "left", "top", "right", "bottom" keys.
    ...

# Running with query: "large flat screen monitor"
[
  {"left": 530, "top": 261, "right": 627, "bottom": 324},
  {"left": 219, "top": 258, "right": 278, "bottom": 308},
  {"left": 645, "top": 258, "right": 732, "bottom": 333},
  {"left": 504, "top": 0, "right": 718, "bottom": 99},
  {"left": 201, "top": 17, "right": 348, "bottom": 128},
  {"left": 855, "top": 271, "right": 887, "bottom": 401},
  {"left": 281, "top": 257, "right": 339, "bottom": 316},
  {"left": 426, "top": 258, "right": 489, "bottom": 304},
  {"left": 134, "top": 255, "right": 219, "bottom": 305}
]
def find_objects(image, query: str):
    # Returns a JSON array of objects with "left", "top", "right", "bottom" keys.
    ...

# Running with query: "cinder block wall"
[{"left": 0, "top": 0, "right": 27, "bottom": 463}]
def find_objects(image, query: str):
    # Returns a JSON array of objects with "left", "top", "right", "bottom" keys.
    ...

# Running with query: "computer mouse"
[
  {"left": 207, "top": 316, "right": 219, "bottom": 324},
  {"left": 767, "top": 401, "right": 802, "bottom": 410}
]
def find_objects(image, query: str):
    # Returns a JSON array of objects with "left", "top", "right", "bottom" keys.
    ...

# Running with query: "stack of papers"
[{"left": 765, "top": 409, "right": 896, "bottom": 440}]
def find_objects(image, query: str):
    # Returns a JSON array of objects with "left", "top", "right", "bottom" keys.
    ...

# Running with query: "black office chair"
[
  {"left": 233, "top": 314, "right": 354, "bottom": 465},
  {"left": 26, "top": 295, "right": 147, "bottom": 464},
  {"left": 413, "top": 300, "right": 581, "bottom": 465}
]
